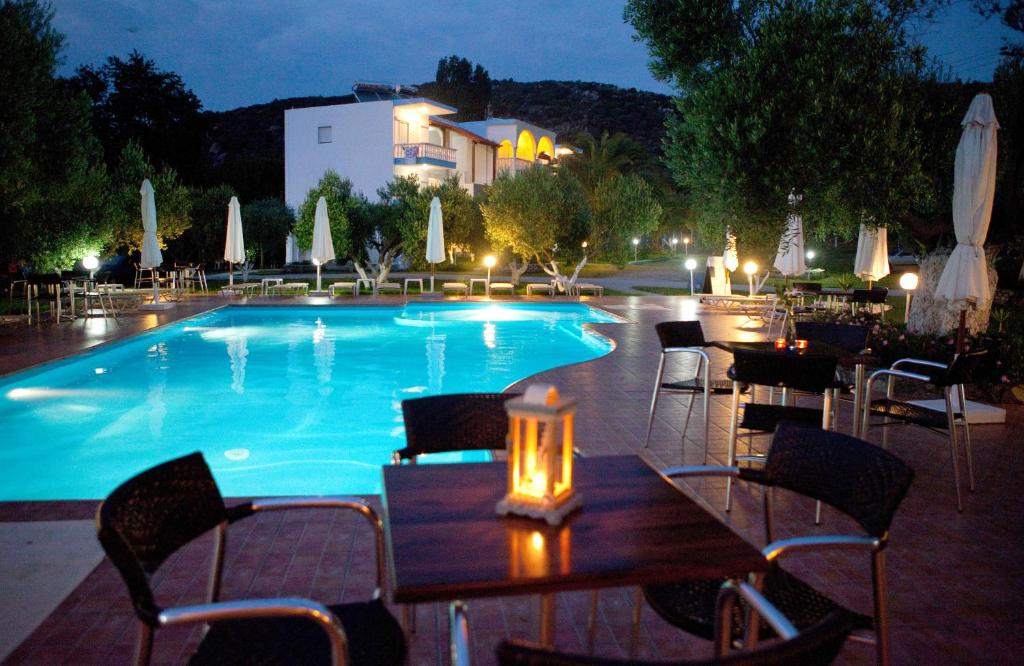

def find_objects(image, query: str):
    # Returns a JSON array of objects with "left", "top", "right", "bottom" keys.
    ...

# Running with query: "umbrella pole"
[
  {"left": 316, "top": 264, "right": 322, "bottom": 293},
  {"left": 431, "top": 264, "right": 435, "bottom": 293},
  {"left": 867, "top": 279, "right": 872, "bottom": 290},
  {"left": 228, "top": 262, "right": 233, "bottom": 287},
  {"left": 956, "top": 309, "right": 967, "bottom": 355},
  {"left": 152, "top": 278, "right": 159, "bottom": 305}
]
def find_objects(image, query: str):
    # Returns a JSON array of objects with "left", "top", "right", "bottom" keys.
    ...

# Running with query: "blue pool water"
[{"left": 0, "top": 303, "right": 620, "bottom": 499}]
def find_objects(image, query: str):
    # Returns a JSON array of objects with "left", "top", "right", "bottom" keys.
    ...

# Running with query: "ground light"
[
  {"left": 685, "top": 258, "right": 697, "bottom": 295},
  {"left": 484, "top": 255, "right": 496, "bottom": 294},
  {"left": 632, "top": 238, "right": 640, "bottom": 262},
  {"left": 671, "top": 237, "right": 678, "bottom": 255},
  {"left": 683, "top": 237, "right": 690, "bottom": 256},
  {"left": 900, "top": 272, "right": 919, "bottom": 323},
  {"left": 743, "top": 261, "right": 758, "bottom": 295}
]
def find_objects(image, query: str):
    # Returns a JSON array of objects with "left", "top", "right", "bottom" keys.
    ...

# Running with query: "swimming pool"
[{"left": 0, "top": 303, "right": 621, "bottom": 500}]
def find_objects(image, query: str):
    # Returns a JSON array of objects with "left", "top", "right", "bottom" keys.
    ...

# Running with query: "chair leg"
[
  {"left": 644, "top": 353, "right": 667, "bottom": 448},
  {"left": 587, "top": 591, "right": 599, "bottom": 653},
  {"left": 871, "top": 550, "right": 891, "bottom": 666},
  {"left": 944, "top": 388, "right": 964, "bottom": 512},
  {"left": 630, "top": 586, "right": 642, "bottom": 659},
  {"left": 680, "top": 357, "right": 701, "bottom": 457},
  {"left": 958, "top": 383, "right": 976, "bottom": 491},
  {"left": 725, "top": 382, "right": 741, "bottom": 511},
  {"left": 702, "top": 360, "right": 710, "bottom": 465}
]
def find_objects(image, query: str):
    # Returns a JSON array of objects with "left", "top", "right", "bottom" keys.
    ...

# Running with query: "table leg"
[
  {"left": 539, "top": 594, "right": 556, "bottom": 647},
  {"left": 852, "top": 364, "right": 865, "bottom": 437}
]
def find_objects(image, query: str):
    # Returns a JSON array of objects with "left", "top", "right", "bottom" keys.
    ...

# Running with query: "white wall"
[
  {"left": 452, "top": 134, "right": 470, "bottom": 187},
  {"left": 473, "top": 144, "right": 494, "bottom": 184},
  {"left": 284, "top": 101, "right": 394, "bottom": 208}
]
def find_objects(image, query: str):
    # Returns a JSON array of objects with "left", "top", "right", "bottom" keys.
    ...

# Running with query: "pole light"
[
  {"left": 632, "top": 237, "right": 640, "bottom": 262},
  {"left": 899, "top": 272, "right": 918, "bottom": 323},
  {"left": 671, "top": 237, "right": 678, "bottom": 255},
  {"left": 683, "top": 237, "right": 690, "bottom": 256},
  {"left": 83, "top": 255, "right": 99, "bottom": 280},
  {"left": 484, "top": 254, "right": 496, "bottom": 284},
  {"left": 685, "top": 258, "right": 697, "bottom": 296},
  {"left": 805, "top": 250, "right": 815, "bottom": 261},
  {"left": 743, "top": 261, "right": 758, "bottom": 296}
]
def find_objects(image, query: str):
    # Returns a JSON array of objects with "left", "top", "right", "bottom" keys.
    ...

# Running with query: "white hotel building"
[{"left": 283, "top": 91, "right": 560, "bottom": 210}]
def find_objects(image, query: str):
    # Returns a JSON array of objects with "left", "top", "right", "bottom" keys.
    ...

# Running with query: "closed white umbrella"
[
  {"left": 935, "top": 93, "right": 999, "bottom": 350},
  {"left": 310, "top": 196, "right": 335, "bottom": 294},
  {"left": 224, "top": 196, "right": 245, "bottom": 287},
  {"left": 773, "top": 191, "right": 806, "bottom": 278},
  {"left": 139, "top": 179, "right": 168, "bottom": 309},
  {"left": 425, "top": 196, "right": 445, "bottom": 292},
  {"left": 853, "top": 224, "right": 890, "bottom": 287}
]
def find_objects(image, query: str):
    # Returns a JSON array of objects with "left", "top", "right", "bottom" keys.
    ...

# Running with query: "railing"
[
  {"left": 497, "top": 157, "right": 535, "bottom": 173},
  {"left": 393, "top": 143, "right": 456, "bottom": 164}
]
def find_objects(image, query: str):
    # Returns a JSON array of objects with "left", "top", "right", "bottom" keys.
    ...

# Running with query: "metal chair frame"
[{"left": 861, "top": 354, "right": 981, "bottom": 511}]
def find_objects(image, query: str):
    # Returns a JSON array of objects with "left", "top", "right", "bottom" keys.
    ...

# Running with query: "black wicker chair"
[
  {"left": 642, "top": 423, "right": 914, "bottom": 666},
  {"left": 450, "top": 581, "right": 858, "bottom": 666},
  {"left": 395, "top": 392, "right": 519, "bottom": 463},
  {"left": 96, "top": 452, "right": 406, "bottom": 666},
  {"left": 645, "top": 321, "right": 721, "bottom": 463},
  {"left": 723, "top": 348, "right": 840, "bottom": 512},
  {"left": 862, "top": 350, "right": 987, "bottom": 511},
  {"left": 848, "top": 288, "right": 889, "bottom": 319},
  {"left": 793, "top": 321, "right": 871, "bottom": 404}
]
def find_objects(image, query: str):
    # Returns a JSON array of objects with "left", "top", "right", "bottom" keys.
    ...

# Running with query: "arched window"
[
  {"left": 498, "top": 140, "right": 514, "bottom": 158},
  {"left": 516, "top": 130, "right": 536, "bottom": 161},
  {"left": 536, "top": 136, "right": 555, "bottom": 162}
]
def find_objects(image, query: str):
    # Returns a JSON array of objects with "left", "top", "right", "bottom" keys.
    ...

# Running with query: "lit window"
[{"left": 317, "top": 126, "right": 332, "bottom": 143}]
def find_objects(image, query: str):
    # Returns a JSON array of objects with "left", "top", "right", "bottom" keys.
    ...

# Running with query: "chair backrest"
[
  {"left": 850, "top": 288, "right": 888, "bottom": 304},
  {"left": 937, "top": 349, "right": 989, "bottom": 387},
  {"left": 730, "top": 348, "right": 838, "bottom": 394},
  {"left": 96, "top": 452, "right": 228, "bottom": 623},
  {"left": 794, "top": 322, "right": 868, "bottom": 354},
  {"left": 761, "top": 423, "right": 914, "bottom": 537},
  {"left": 397, "top": 393, "right": 519, "bottom": 460},
  {"left": 495, "top": 610, "right": 854, "bottom": 665},
  {"left": 655, "top": 321, "right": 706, "bottom": 349}
]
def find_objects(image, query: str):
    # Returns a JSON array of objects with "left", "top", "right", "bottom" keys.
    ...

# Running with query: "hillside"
[{"left": 201, "top": 80, "right": 674, "bottom": 198}]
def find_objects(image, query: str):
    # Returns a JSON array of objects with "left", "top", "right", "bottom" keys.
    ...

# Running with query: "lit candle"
[
  {"left": 795, "top": 339, "right": 808, "bottom": 350},
  {"left": 775, "top": 338, "right": 787, "bottom": 350}
]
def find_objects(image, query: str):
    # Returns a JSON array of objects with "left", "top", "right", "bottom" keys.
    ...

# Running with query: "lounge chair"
[
  {"left": 328, "top": 281, "right": 357, "bottom": 297},
  {"left": 442, "top": 281, "right": 468, "bottom": 297},
  {"left": 487, "top": 281, "right": 515, "bottom": 296}
]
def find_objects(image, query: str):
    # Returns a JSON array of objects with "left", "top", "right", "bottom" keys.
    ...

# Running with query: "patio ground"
[{"left": 0, "top": 292, "right": 1019, "bottom": 665}]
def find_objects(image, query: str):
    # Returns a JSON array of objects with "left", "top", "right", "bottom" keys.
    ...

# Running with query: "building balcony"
[
  {"left": 394, "top": 143, "right": 456, "bottom": 169},
  {"left": 497, "top": 157, "right": 536, "bottom": 174}
]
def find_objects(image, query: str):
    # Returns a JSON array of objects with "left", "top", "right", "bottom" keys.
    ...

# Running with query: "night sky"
[{"left": 50, "top": 0, "right": 1018, "bottom": 112}]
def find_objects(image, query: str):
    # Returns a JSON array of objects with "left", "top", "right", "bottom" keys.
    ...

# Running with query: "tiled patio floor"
[{"left": 1, "top": 294, "right": 1020, "bottom": 665}]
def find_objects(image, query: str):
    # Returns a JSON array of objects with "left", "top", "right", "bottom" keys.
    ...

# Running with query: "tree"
[
  {"left": 427, "top": 55, "right": 492, "bottom": 121},
  {"left": 71, "top": 50, "right": 208, "bottom": 180},
  {"left": 292, "top": 170, "right": 354, "bottom": 261},
  {"left": 165, "top": 184, "right": 236, "bottom": 267},
  {"left": 589, "top": 174, "right": 663, "bottom": 265},
  {"left": 974, "top": 1, "right": 1023, "bottom": 57},
  {"left": 0, "top": 0, "right": 112, "bottom": 271},
  {"left": 561, "top": 131, "right": 648, "bottom": 206},
  {"left": 108, "top": 141, "right": 191, "bottom": 253},
  {"left": 481, "top": 167, "right": 588, "bottom": 277},
  {"left": 626, "top": 0, "right": 940, "bottom": 246},
  {"left": 243, "top": 198, "right": 294, "bottom": 268}
]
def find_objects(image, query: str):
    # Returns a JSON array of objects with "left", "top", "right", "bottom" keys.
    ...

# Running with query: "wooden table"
[
  {"left": 383, "top": 455, "right": 767, "bottom": 645},
  {"left": 709, "top": 340, "right": 878, "bottom": 437}
]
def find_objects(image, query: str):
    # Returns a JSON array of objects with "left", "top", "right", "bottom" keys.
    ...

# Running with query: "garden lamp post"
[
  {"left": 743, "top": 261, "right": 758, "bottom": 296},
  {"left": 683, "top": 237, "right": 690, "bottom": 256},
  {"left": 581, "top": 240, "right": 588, "bottom": 255},
  {"left": 671, "top": 237, "right": 678, "bottom": 255},
  {"left": 632, "top": 237, "right": 640, "bottom": 262},
  {"left": 685, "top": 258, "right": 697, "bottom": 296},
  {"left": 484, "top": 254, "right": 496, "bottom": 286},
  {"left": 900, "top": 272, "right": 918, "bottom": 323}
]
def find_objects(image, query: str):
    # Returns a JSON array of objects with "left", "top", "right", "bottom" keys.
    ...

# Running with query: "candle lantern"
[{"left": 496, "top": 384, "right": 582, "bottom": 525}]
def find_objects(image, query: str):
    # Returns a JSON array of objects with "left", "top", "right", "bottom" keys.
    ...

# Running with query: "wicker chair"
[
  {"left": 861, "top": 350, "right": 987, "bottom": 511},
  {"left": 848, "top": 288, "right": 889, "bottom": 318},
  {"left": 450, "top": 581, "right": 858, "bottom": 666},
  {"left": 641, "top": 423, "right": 914, "bottom": 666},
  {"left": 644, "top": 321, "right": 721, "bottom": 464},
  {"left": 723, "top": 348, "right": 840, "bottom": 512},
  {"left": 96, "top": 452, "right": 406, "bottom": 666},
  {"left": 395, "top": 392, "right": 519, "bottom": 463}
]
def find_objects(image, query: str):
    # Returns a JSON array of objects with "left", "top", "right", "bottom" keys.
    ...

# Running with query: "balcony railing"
[
  {"left": 393, "top": 143, "right": 456, "bottom": 166},
  {"left": 497, "top": 157, "right": 536, "bottom": 173}
]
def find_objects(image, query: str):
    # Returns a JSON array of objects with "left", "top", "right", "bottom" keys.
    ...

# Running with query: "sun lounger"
[
  {"left": 488, "top": 282, "right": 515, "bottom": 296},
  {"left": 526, "top": 281, "right": 555, "bottom": 296},
  {"left": 328, "top": 281, "right": 357, "bottom": 297},
  {"left": 442, "top": 281, "right": 468, "bottom": 296},
  {"left": 575, "top": 282, "right": 604, "bottom": 297},
  {"left": 267, "top": 282, "right": 308, "bottom": 297}
]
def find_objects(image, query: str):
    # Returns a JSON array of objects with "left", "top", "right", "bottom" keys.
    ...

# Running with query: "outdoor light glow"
[
  {"left": 900, "top": 273, "right": 919, "bottom": 290},
  {"left": 581, "top": 241, "right": 588, "bottom": 249},
  {"left": 484, "top": 255, "right": 497, "bottom": 268},
  {"left": 671, "top": 238, "right": 678, "bottom": 245},
  {"left": 683, "top": 237, "right": 690, "bottom": 244},
  {"left": 805, "top": 250, "right": 816, "bottom": 261},
  {"left": 684, "top": 258, "right": 697, "bottom": 271},
  {"left": 743, "top": 261, "right": 758, "bottom": 275},
  {"left": 312, "top": 258, "right": 320, "bottom": 267},
  {"left": 632, "top": 238, "right": 640, "bottom": 246},
  {"left": 82, "top": 255, "right": 99, "bottom": 270}
]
